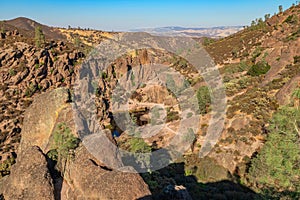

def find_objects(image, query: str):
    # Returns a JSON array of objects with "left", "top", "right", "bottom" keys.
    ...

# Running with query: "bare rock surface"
[{"left": 1, "top": 146, "right": 55, "bottom": 200}]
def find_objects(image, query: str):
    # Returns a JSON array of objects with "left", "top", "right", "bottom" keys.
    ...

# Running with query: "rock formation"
[{"left": 0, "top": 88, "right": 151, "bottom": 200}]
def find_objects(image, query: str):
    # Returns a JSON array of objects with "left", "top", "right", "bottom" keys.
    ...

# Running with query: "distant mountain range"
[{"left": 130, "top": 26, "right": 244, "bottom": 38}]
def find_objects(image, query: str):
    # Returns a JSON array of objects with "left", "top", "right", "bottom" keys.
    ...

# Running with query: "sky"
[{"left": 0, "top": 0, "right": 298, "bottom": 31}]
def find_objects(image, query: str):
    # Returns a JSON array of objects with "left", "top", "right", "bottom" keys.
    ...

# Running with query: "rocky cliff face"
[{"left": 0, "top": 88, "right": 151, "bottom": 200}]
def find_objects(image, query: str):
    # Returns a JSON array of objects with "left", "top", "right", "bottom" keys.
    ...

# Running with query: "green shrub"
[
  {"left": 101, "top": 71, "right": 107, "bottom": 79},
  {"left": 166, "top": 110, "right": 180, "bottom": 122},
  {"left": 9, "top": 68, "right": 16, "bottom": 76},
  {"left": 187, "top": 112, "right": 193, "bottom": 118},
  {"left": 202, "top": 37, "right": 215, "bottom": 46},
  {"left": 284, "top": 14, "right": 298, "bottom": 24},
  {"left": 185, "top": 169, "right": 194, "bottom": 176},
  {"left": 0, "top": 157, "right": 15, "bottom": 177},
  {"left": 48, "top": 123, "right": 79, "bottom": 161},
  {"left": 284, "top": 28, "right": 300, "bottom": 42},
  {"left": 294, "top": 56, "right": 300, "bottom": 64},
  {"left": 251, "top": 47, "right": 263, "bottom": 61},
  {"left": 128, "top": 137, "right": 152, "bottom": 170},
  {"left": 129, "top": 138, "right": 151, "bottom": 153},
  {"left": 197, "top": 86, "right": 211, "bottom": 115},
  {"left": 247, "top": 62, "right": 270, "bottom": 76},
  {"left": 25, "top": 83, "right": 37, "bottom": 97}
]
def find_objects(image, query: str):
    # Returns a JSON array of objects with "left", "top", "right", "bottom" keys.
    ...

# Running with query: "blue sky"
[{"left": 0, "top": 0, "right": 297, "bottom": 31}]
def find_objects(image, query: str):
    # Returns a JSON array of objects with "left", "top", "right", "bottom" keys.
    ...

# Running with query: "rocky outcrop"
[
  {"left": 1, "top": 88, "right": 152, "bottom": 200},
  {"left": 0, "top": 39, "right": 82, "bottom": 167},
  {"left": 62, "top": 146, "right": 151, "bottom": 200},
  {"left": 19, "top": 88, "right": 70, "bottom": 153},
  {"left": 0, "top": 146, "right": 55, "bottom": 200}
]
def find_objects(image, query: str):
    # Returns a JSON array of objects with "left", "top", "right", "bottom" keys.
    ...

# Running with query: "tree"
[
  {"left": 35, "top": 26, "right": 45, "bottom": 48},
  {"left": 73, "top": 35, "right": 81, "bottom": 49},
  {"left": 264, "top": 14, "right": 271, "bottom": 21},
  {"left": 279, "top": 5, "right": 283, "bottom": 14},
  {"left": 197, "top": 86, "right": 211, "bottom": 115},
  {"left": 292, "top": 87, "right": 300, "bottom": 109},
  {"left": 47, "top": 123, "right": 79, "bottom": 175},
  {"left": 249, "top": 106, "right": 300, "bottom": 196}
]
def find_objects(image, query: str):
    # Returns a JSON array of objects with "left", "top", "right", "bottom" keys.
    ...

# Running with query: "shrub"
[
  {"left": 166, "top": 110, "right": 180, "bottom": 122},
  {"left": 202, "top": 37, "right": 215, "bottom": 46},
  {"left": 284, "top": 14, "right": 298, "bottom": 24},
  {"left": 0, "top": 157, "right": 15, "bottom": 177},
  {"left": 47, "top": 123, "right": 79, "bottom": 162},
  {"left": 129, "top": 138, "right": 151, "bottom": 153},
  {"left": 247, "top": 62, "right": 270, "bottom": 76},
  {"left": 284, "top": 28, "right": 300, "bottom": 42},
  {"left": 197, "top": 86, "right": 211, "bottom": 115},
  {"left": 294, "top": 56, "right": 300, "bottom": 64},
  {"left": 25, "top": 83, "right": 37, "bottom": 97},
  {"left": 101, "top": 71, "right": 107, "bottom": 79},
  {"left": 9, "top": 68, "right": 15, "bottom": 76},
  {"left": 127, "top": 137, "right": 152, "bottom": 170},
  {"left": 252, "top": 47, "right": 263, "bottom": 61}
]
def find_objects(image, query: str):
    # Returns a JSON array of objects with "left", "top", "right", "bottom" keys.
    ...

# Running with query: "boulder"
[
  {"left": 1, "top": 146, "right": 55, "bottom": 200},
  {"left": 19, "top": 88, "right": 70, "bottom": 153},
  {"left": 61, "top": 145, "right": 152, "bottom": 200}
]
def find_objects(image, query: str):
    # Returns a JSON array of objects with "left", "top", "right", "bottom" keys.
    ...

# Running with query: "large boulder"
[
  {"left": 61, "top": 146, "right": 152, "bottom": 200},
  {"left": 19, "top": 87, "right": 70, "bottom": 153},
  {"left": 1, "top": 146, "right": 55, "bottom": 200}
]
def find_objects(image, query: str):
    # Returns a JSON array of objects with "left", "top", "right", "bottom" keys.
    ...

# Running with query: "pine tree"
[
  {"left": 279, "top": 5, "right": 283, "bottom": 14},
  {"left": 249, "top": 106, "right": 300, "bottom": 195},
  {"left": 35, "top": 26, "right": 45, "bottom": 48}
]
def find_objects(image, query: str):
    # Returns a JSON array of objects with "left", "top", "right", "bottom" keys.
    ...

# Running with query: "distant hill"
[
  {"left": 1, "top": 17, "right": 65, "bottom": 40},
  {"left": 130, "top": 26, "right": 244, "bottom": 38}
]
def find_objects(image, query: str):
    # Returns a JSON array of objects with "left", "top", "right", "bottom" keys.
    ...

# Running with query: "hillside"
[
  {"left": 1, "top": 17, "right": 65, "bottom": 40},
  {"left": 0, "top": 3, "right": 299, "bottom": 200}
]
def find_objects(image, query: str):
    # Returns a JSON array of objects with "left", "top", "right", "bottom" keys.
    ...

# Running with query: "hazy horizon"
[{"left": 0, "top": 0, "right": 297, "bottom": 31}]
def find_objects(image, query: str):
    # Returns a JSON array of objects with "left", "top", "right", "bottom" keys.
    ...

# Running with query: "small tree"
[
  {"left": 197, "top": 86, "right": 211, "bottom": 115},
  {"left": 264, "top": 14, "right": 271, "bottom": 21},
  {"left": 73, "top": 35, "right": 81, "bottom": 50},
  {"left": 47, "top": 123, "right": 79, "bottom": 175},
  {"left": 292, "top": 87, "right": 300, "bottom": 109},
  {"left": 35, "top": 26, "right": 45, "bottom": 48},
  {"left": 279, "top": 5, "right": 283, "bottom": 14}
]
